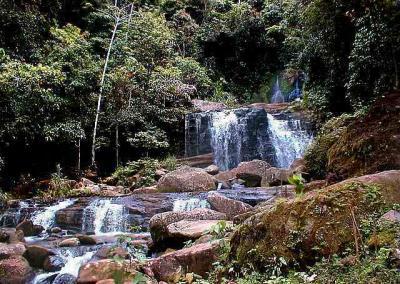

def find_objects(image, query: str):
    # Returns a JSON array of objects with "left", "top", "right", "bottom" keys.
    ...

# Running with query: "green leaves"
[{"left": 287, "top": 173, "right": 305, "bottom": 196}]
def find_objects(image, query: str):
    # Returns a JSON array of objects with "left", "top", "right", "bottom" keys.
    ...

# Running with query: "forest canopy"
[{"left": 0, "top": 0, "right": 399, "bottom": 188}]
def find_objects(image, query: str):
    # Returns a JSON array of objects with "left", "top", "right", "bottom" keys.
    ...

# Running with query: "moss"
[
  {"left": 304, "top": 114, "right": 355, "bottom": 179},
  {"left": 230, "top": 174, "right": 400, "bottom": 269}
]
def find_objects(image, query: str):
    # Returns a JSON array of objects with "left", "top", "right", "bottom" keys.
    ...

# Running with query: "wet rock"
[
  {"left": 76, "top": 234, "right": 97, "bottom": 245},
  {"left": 149, "top": 208, "right": 226, "bottom": 246},
  {"left": 157, "top": 166, "right": 216, "bottom": 193},
  {"left": 149, "top": 241, "right": 221, "bottom": 282},
  {"left": 77, "top": 259, "right": 137, "bottom": 284},
  {"left": 207, "top": 192, "right": 253, "bottom": 219},
  {"left": 55, "top": 205, "right": 84, "bottom": 231},
  {"left": 16, "top": 220, "right": 44, "bottom": 237},
  {"left": 43, "top": 255, "right": 65, "bottom": 272},
  {"left": 194, "top": 234, "right": 213, "bottom": 245},
  {"left": 155, "top": 169, "right": 167, "bottom": 179},
  {"left": 230, "top": 170, "right": 400, "bottom": 267},
  {"left": 59, "top": 237, "right": 80, "bottom": 247},
  {"left": 0, "top": 243, "right": 26, "bottom": 259},
  {"left": 204, "top": 165, "right": 219, "bottom": 175},
  {"left": 81, "top": 178, "right": 95, "bottom": 187},
  {"left": 53, "top": 273, "right": 77, "bottom": 284},
  {"left": 0, "top": 228, "right": 24, "bottom": 243},
  {"left": 0, "top": 256, "right": 33, "bottom": 284},
  {"left": 166, "top": 220, "right": 226, "bottom": 242},
  {"left": 24, "top": 245, "right": 55, "bottom": 268},
  {"left": 379, "top": 210, "right": 400, "bottom": 223},
  {"left": 94, "top": 246, "right": 129, "bottom": 260},
  {"left": 51, "top": 227, "right": 62, "bottom": 234}
]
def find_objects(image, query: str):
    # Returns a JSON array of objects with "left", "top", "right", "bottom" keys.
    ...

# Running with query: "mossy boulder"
[
  {"left": 305, "top": 92, "right": 400, "bottom": 179},
  {"left": 230, "top": 170, "right": 400, "bottom": 268}
]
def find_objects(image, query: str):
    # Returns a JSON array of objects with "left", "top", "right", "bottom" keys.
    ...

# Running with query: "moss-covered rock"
[
  {"left": 305, "top": 92, "right": 400, "bottom": 180},
  {"left": 229, "top": 170, "right": 400, "bottom": 268}
]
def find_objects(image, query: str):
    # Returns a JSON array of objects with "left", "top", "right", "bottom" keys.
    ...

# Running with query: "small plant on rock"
[{"left": 288, "top": 173, "right": 305, "bottom": 196}]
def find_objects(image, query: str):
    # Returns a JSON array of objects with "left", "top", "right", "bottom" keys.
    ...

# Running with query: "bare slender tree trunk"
[
  {"left": 115, "top": 125, "right": 119, "bottom": 168},
  {"left": 393, "top": 48, "right": 399, "bottom": 89},
  {"left": 77, "top": 137, "right": 81, "bottom": 174},
  {"left": 91, "top": 13, "right": 120, "bottom": 167}
]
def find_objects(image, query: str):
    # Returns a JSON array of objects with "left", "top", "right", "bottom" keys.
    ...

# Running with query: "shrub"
[{"left": 111, "top": 158, "right": 159, "bottom": 188}]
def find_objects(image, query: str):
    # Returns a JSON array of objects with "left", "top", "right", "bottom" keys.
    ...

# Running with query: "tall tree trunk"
[
  {"left": 77, "top": 137, "right": 81, "bottom": 175},
  {"left": 393, "top": 47, "right": 399, "bottom": 89},
  {"left": 115, "top": 124, "right": 119, "bottom": 168},
  {"left": 91, "top": 13, "right": 120, "bottom": 167}
]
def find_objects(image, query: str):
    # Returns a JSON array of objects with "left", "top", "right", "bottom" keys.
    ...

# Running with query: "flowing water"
[
  {"left": 172, "top": 197, "right": 210, "bottom": 212},
  {"left": 82, "top": 199, "right": 127, "bottom": 235},
  {"left": 31, "top": 199, "right": 77, "bottom": 230},
  {"left": 271, "top": 77, "right": 285, "bottom": 103},
  {"left": 267, "top": 113, "right": 313, "bottom": 168}
]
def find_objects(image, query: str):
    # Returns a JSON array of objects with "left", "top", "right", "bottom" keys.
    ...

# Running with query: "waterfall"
[
  {"left": 172, "top": 198, "right": 210, "bottom": 212},
  {"left": 210, "top": 111, "right": 243, "bottom": 170},
  {"left": 31, "top": 199, "right": 76, "bottom": 230},
  {"left": 271, "top": 77, "right": 285, "bottom": 103},
  {"left": 267, "top": 113, "right": 313, "bottom": 168},
  {"left": 82, "top": 199, "right": 127, "bottom": 235},
  {"left": 33, "top": 249, "right": 95, "bottom": 284}
]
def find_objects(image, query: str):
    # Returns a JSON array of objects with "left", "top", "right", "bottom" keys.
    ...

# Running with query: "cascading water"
[
  {"left": 271, "top": 77, "right": 285, "bottom": 103},
  {"left": 267, "top": 113, "right": 313, "bottom": 168},
  {"left": 172, "top": 198, "right": 210, "bottom": 212},
  {"left": 33, "top": 249, "right": 95, "bottom": 284},
  {"left": 31, "top": 199, "right": 76, "bottom": 230},
  {"left": 210, "top": 111, "right": 243, "bottom": 170},
  {"left": 82, "top": 199, "right": 127, "bottom": 235}
]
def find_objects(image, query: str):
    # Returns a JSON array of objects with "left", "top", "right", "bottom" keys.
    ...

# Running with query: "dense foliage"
[{"left": 0, "top": 0, "right": 399, "bottom": 187}]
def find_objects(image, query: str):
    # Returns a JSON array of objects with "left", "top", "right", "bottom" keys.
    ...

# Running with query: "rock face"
[
  {"left": 207, "top": 192, "right": 253, "bottom": 219},
  {"left": 230, "top": 170, "right": 400, "bottom": 268},
  {"left": 157, "top": 166, "right": 216, "bottom": 193},
  {"left": 59, "top": 237, "right": 80, "bottom": 247},
  {"left": 306, "top": 92, "right": 400, "bottom": 179},
  {"left": 77, "top": 259, "right": 137, "bottom": 284},
  {"left": 149, "top": 241, "right": 221, "bottom": 282},
  {"left": 149, "top": 208, "right": 226, "bottom": 247},
  {"left": 0, "top": 256, "right": 33, "bottom": 284},
  {"left": 16, "top": 220, "right": 43, "bottom": 237},
  {"left": 379, "top": 210, "right": 400, "bottom": 223}
]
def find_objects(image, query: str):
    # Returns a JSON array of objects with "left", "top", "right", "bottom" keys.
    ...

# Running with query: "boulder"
[
  {"left": 77, "top": 259, "right": 137, "bottom": 284},
  {"left": 55, "top": 206, "right": 84, "bottom": 231},
  {"left": 157, "top": 166, "right": 216, "bottom": 193},
  {"left": 76, "top": 234, "right": 97, "bottom": 245},
  {"left": 0, "top": 256, "right": 33, "bottom": 284},
  {"left": 289, "top": 158, "right": 306, "bottom": 174},
  {"left": 149, "top": 241, "right": 221, "bottom": 282},
  {"left": 214, "top": 160, "right": 289, "bottom": 187},
  {"left": 16, "top": 220, "right": 43, "bottom": 237},
  {"left": 24, "top": 245, "right": 55, "bottom": 268},
  {"left": 94, "top": 246, "right": 129, "bottom": 260},
  {"left": 149, "top": 208, "right": 226, "bottom": 246},
  {"left": 59, "top": 237, "right": 80, "bottom": 247},
  {"left": 43, "top": 255, "right": 65, "bottom": 272},
  {"left": 204, "top": 165, "right": 219, "bottom": 175},
  {"left": 166, "top": 220, "right": 225, "bottom": 242},
  {"left": 132, "top": 186, "right": 158, "bottom": 194},
  {"left": 51, "top": 227, "right": 62, "bottom": 234},
  {"left": 379, "top": 210, "right": 400, "bottom": 223},
  {"left": 53, "top": 273, "right": 77, "bottom": 284},
  {"left": 230, "top": 170, "right": 400, "bottom": 268},
  {"left": 0, "top": 228, "right": 24, "bottom": 243},
  {"left": 0, "top": 243, "right": 26, "bottom": 260},
  {"left": 207, "top": 192, "right": 253, "bottom": 219}
]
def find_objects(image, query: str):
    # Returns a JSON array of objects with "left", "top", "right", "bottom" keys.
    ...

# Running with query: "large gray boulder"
[
  {"left": 149, "top": 208, "right": 226, "bottom": 247},
  {"left": 157, "top": 166, "right": 216, "bottom": 193},
  {"left": 207, "top": 192, "right": 253, "bottom": 219}
]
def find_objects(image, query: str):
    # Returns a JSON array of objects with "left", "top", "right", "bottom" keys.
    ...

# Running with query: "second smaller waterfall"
[
  {"left": 173, "top": 198, "right": 210, "bottom": 212},
  {"left": 267, "top": 113, "right": 313, "bottom": 168},
  {"left": 31, "top": 199, "right": 76, "bottom": 230},
  {"left": 82, "top": 199, "right": 127, "bottom": 235}
]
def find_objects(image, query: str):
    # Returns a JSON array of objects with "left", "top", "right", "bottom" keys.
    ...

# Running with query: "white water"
[
  {"left": 271, "top": 77, "right": 285, "bottom": 103},
  {"left": 31, "top": 199, "right": 76, "bottom": 230},
  {"left": 210, "top": 111, "right": 244, "bottom": 170},
  {"left": 33, "top": 250, "right": 95, "bottom": 284},
  {"left": 173, "top": 198, "right": 210, "bottom": 212},
  {"left": 82, "top": 199, "right": 126, "bottom": 235},
  {"left": 267, "top": 113, "right": 313, "bottom": 168}
]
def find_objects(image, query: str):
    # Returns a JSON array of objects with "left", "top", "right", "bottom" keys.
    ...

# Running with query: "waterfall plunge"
[
  {"left": 267, "top": 113, "right": 313, "bottom": 168},
  {"left": 82, "top": 199, "right": 127, "bottom": 235}
]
